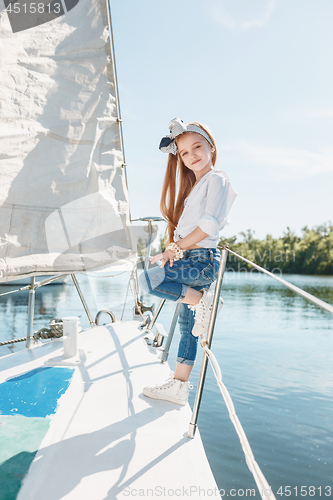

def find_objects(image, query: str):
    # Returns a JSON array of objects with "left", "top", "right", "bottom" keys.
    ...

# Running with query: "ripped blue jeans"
[{"left": 138, "top": 248, "right": 220, "bottom": 366}]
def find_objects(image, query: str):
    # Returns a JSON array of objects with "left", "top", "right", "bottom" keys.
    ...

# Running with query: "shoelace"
[
  {"left": 193, "top": 298, "right": 208, "bottom": 325},
  {"left": 156, "top": 371, "right": 175, "bottom": 389}
]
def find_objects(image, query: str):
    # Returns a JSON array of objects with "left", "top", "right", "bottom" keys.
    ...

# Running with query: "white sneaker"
[
  {"left": 143, "top": 372, "right": 190, "bottom": 405},
  {"left": 191, "top": 289, "right": 223, "bottom": 337}
]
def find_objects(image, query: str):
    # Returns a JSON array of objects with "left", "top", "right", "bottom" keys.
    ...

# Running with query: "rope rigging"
[
  {"left": 0, "top": 318, "right": 63, "bottom": 347},
  {"left": 34, "top": 318, "right": 63, "bottom": 341},
  {"left": 199, "top": 335, "right": 277, "bottom": 500}
]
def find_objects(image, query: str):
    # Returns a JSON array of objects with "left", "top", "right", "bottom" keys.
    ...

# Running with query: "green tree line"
[{"left": 219, "top": 223, "right": 333, "bottom": 275}]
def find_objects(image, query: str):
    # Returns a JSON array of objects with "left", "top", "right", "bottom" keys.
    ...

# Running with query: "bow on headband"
[{"left": 159, "top": 118, "right": 214, "bottom": 155}]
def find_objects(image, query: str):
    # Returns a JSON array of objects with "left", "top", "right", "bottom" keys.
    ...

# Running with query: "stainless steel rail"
[
  {"left": 105, "top": 0, "right": 127, "bottom": 190},
  {"left": 95, "top": 309, "right": 116, "bottom": 325},
  {"left": 0, "top": 274, "right": 69, "bottom": 298},
  {"left": 3, "top": 272, "right": 106, "bottom": 348},
  {"left": 0, "top": 274, "right": 69, "bottom": 348},
  {"left": 160, "top": 303, "right": 180, "bottom": 362},
  {"left": 188, "top": 245, "right": 333, "bottom": 438},
  {"left": 71, "top": 274, "right": 96, "bottom": 327},
  {"left": 34, "top": 274, "right": 69, "bottom": 288},
  {"left": 227, "top": 248, "right": 333, "bottom": 314},
  {"left": 147, "top": 299, "right": 166, "bottom": 332},
  {"left": 188, "top": 247, "right": 228, "bottom": 438},
  {"left": 130, "top": 217, "right": 165, "bottom": 317},
  {"left": 130, "top": 217, "right": 165, "bottom": 271},
  {"left": 26, "top": 276, "right": 35, "bottom": 348}
]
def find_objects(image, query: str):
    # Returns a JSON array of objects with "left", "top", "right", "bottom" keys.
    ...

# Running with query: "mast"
[{"left": 105, "top": 0, "right": 131, "bottom": 217}]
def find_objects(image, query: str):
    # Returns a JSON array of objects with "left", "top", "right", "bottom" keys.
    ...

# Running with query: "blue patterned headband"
[{"left": 159, "top": 118, "right": 214, "bottom": 155}]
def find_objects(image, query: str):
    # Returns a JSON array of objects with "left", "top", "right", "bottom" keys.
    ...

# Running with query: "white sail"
[{"left": 0, "top": 0, "right": 136, "bottom": 282}]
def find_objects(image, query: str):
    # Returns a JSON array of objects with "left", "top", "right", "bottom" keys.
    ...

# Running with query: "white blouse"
[{"left": 173, "top": 169, "right": 237, "bottom": 248}]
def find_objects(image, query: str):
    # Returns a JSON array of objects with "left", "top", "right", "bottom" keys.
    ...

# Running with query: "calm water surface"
[{"left": 1, "top": 271, "right": 332, "bottom": 499}]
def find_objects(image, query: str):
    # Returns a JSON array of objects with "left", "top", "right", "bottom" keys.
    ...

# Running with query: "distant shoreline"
[
  {"left": 219, "top": 223, "right": 333, "bottom": 276},
  {"left": 140, "top": 223, "right": 333, "bottom": 276}
]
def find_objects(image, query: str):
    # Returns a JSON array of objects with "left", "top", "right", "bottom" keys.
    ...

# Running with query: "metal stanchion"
[
  {"left": 188, "top": 246, "right": 228, "bottom": 438},
  {"left": 147, "top": 299, "right": 166, "bottom": 332},
  {"left": 71, "top": 274, "right": 95, "bottom": 327},
  {"left": 26, "top": 276, "right": 35, "bottom": 348},
  {"left": 160, "top": 303, "right": 180, "bottom": 362}
]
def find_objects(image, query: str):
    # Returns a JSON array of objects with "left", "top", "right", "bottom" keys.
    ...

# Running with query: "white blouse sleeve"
[{"left": 198, "top": 173, "right": 237, "bottom": 238}]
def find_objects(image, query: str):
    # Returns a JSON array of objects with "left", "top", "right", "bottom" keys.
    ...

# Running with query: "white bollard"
[{"left": 63, "top": 317, "right": 79, "bottom": 358}]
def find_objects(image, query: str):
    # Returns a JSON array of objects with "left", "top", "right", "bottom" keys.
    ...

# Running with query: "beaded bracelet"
[{"left": 166, "top": 242, "right": 184, "bottom": 261}]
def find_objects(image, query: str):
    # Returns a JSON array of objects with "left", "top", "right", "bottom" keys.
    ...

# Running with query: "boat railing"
[
  {"left": 188, "top": 245, "right": 333, "bottom": 439},
  {"left": 138, "top": 241, "right": 333, "bottom": 437},
  {"left": 0, "top": 217, "right": 163, "bottom": 349},
  {"left": 135, "top": 242, "right": 331, "bottom": 499},
  {"left": 0, "top": 273, "right": 98, "bottom": 348},
  {"left": 139, "top": 237, "right": 333, "bottom": 364},
  {"left": 2, "top": 235, "right": 332, "bottom": 498},
  {"left": 181, "top": 246, "right": 333, "bottom": 500}
]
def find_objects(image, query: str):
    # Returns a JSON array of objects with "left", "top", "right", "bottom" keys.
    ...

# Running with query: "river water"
[{"left": 1, "top": 271, "right": 332, "bottom": 499}]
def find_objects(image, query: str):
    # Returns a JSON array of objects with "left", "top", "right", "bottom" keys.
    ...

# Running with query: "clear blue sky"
[{"left": 111, "top": 0, "right": 333, "bottom": 242}]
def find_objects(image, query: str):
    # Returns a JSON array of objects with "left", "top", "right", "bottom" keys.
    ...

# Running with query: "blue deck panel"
[
  {"left": 0, "top": 367, "right": 74, "bottom": 418},
  {"left": 0, "top": 367, "right": 74, "bottom": 499}
]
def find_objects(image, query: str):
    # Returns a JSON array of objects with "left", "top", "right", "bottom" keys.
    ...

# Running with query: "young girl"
[{"left": 139, "top": 118, "right": 237, "bottom": 405}]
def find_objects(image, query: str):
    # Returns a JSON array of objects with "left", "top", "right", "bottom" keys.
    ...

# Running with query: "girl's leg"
[
  {"left": 142, "top": 301, "right": 197, "bottom": 405},
  {"left": 182, "top": 287, "right": 203, "bottom": 306},
  {"left": 176, "top": 300, "right": 198, "bottom": 376},
  {"left": 141, "top": 250, "right": 220, "bottom": 404},
  {"left": 139, "top": 265, "right": 203, "bottom": 305},
  {"left": 138, "top": 266, "right": 187, "bottom": 302},
  {"left": 174, "top": 362, "right": 192, "bottom": 382}
]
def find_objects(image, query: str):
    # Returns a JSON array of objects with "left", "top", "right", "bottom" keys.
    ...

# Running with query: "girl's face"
[{"left": 177, "top": 132, "right": 214, "bottom": 176}]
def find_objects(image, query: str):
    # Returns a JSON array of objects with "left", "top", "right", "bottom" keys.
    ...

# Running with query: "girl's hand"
[{"left": 150, "top": 250, "right": 176, "bottom": 268}]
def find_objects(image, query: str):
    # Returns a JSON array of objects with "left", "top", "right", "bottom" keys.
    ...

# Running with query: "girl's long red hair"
[{"left": 160, "top": 122, "right": 217, "bottom": 244}]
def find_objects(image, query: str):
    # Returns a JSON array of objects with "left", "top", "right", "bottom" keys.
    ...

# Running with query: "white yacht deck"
[{"left": 1, "top": 321, "right": 219, "bottom": 499}]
